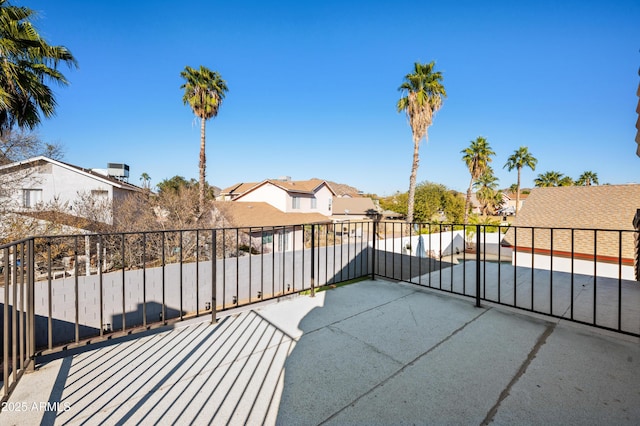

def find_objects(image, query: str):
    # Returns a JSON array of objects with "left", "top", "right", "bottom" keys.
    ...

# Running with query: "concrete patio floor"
[{"left": 2, "top": 278, "right": 640, "bottom": 425}]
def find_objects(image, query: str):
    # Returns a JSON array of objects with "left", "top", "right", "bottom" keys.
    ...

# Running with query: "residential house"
[
  {"left": 502, "top": 185, "right": 640, "bottom": 280},
  {"left": 0, "top": 156, "right": 142, "bottom": 226},
  {"left": 219, "top": 177, "right": 335, "bottom": 216},
  {"left": 501, "top": 191, "right": 529, "bottom": 212},
  {"left": 213, "top": 201, "right": 330, "bottom": 252}
]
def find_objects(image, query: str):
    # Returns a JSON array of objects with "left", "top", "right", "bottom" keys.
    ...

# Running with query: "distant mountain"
[{"left": 318, "top": 179, "right": 362, "bottom": 197}]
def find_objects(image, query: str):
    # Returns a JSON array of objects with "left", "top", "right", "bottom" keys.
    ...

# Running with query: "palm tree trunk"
[
  {"left": 515, "top": 167, "right": 521, "bottom": 216},
  {"left": 199, "top": 117, "right": 207, "bottom": 214},
  {"left": 464, "top": 178, "right": 473, "bottom": 225},
  {"left": 406, "top": 134, "right": 420, "bottom": 225}
]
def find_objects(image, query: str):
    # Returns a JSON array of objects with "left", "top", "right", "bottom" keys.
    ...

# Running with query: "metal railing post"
[
  {"left": 310, "top": 224, "right": 316, "bottom": 297},
  {"left": 28, "top": 238, "right": 35, "bottom": 372},
  {"left": 371, "top": 221, "right": 377, "bottom": 280},
  {"left": 211, "top": 229, "right": 217, "bottom": 324},
  {"left": 3, "top": 248, "right": 8, "bottom": 400},
  {"left": 475, "top": 224, "right": 481, "bottom": 308}
]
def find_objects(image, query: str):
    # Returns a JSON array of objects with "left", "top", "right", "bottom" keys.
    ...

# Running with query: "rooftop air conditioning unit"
[{"left": 107, "top": 163, "right": 130, "bottom": 182}]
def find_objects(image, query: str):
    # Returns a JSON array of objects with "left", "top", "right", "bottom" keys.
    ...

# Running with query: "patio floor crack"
[{"left": 480, "top": 322, "right": 557, "bottom": 425}]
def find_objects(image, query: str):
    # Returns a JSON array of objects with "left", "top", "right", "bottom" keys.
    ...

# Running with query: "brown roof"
[
  {"left": 215, "top": 201, "right": 330, "bottom": 228},
  {"left": 502, "top": 192, "right": 529, "bottom": 200},
  {"left": 503, "top": 185, "right": 640, "bottom": 262},
  {"left": 333, "top": 197, "right": 379, "bottom": 215}
]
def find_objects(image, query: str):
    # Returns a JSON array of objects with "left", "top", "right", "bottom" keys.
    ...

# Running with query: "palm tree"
[
  {"left": 534, "top": 171, "right": 564, "bottom": 187},
  {"left": 397, "top": 61, "right": 446, "bottom": 225},
  {"left": 140, "top": 172, "right": 151, "bottom": 190},
  {"left": 474, "top": 168, "right": 500, "bottom": 216},
  {"left": 559, "top": 175, "right": 574, "bottom": 186},
  {"left": 0, "top": 0, "right": 77, "bottom": 134},
  {"left": 576, "top": 171, "right": 598, "bottom": 186},
  {"left": 461, "top": 136, "right": 495, "bottom": 224},
  {"left": 503, "top": 146, "right": 537, "bottom": 215},
  {"left": 180, "top": 65, "right": 228, "bottom": 214}
]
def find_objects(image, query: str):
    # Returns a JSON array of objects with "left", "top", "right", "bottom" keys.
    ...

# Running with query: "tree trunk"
[
  {"left": 406, "top": 134, "right": 420, "bottom": 225},
  {"left": 515, "top": 167, "right": 521, "bottom": 216},
  {"left": 464, "top": 177, "right": 473, "bottom": 225},
  {"left": 199, "top": 117, "right": 207, "bottom": 215}
]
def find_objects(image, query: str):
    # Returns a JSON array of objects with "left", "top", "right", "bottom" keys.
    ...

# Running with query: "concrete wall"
[
  {"left": 0, "top": 241, "right": 370, "bottom": 348},
  {"left": 376, "top": 231, "right": 466, "bottom": 258},
  {"left": 512, "top": 252, "right": 635, "bottom": 280}
]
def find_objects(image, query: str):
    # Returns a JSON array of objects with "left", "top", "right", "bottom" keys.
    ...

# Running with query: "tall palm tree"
[
  {"left": 397, "top": 61, "right": 446, "bottom": 224},
  {"left": 503, "top": 146, "right": 537, "bottom": 215},
  {"left": 576, "top": 171, "right": 598, "bottom": 186},
  {"left": 534, "top": 171, "right": 564, "bottom": 187},
  {"left": 0, "top": 0, "right": 77, "bottom": 134},
  {"left": 461, "top": 136, "right": 495, "bottom": 224},
  {"left": 180, "top": 65, "right": 228, "bottom": 214}
]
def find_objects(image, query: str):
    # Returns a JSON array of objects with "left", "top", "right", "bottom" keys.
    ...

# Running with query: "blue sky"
[{"left": 19, "top": 0, "right": 640, "bottom": 195}]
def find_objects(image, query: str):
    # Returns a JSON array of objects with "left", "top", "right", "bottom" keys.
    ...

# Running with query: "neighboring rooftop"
[
  {"left": 332, "top": 197, "right": 379, "bottom": 216},
  {"left": 0, "top": 156, "right": 142, "bottom": 192},
  {"left": 220, "top": 178, "right": 334, "bottom": 199},
  {"left": 510, "top": 184, "right": 640, "bottom": 231},
  {"left": 503, "top": 184, "right": 640, "bottom": 260},
  {"left": 215, "top": 201, "right": 330, "bottom": 227}
]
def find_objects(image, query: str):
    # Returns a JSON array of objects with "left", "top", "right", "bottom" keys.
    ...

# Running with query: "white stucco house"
[
  {"left": 0, "top": 156, "right": 142, "bottom": 225},
  {"left": 217, "top": 178, "right": 337, "bottom": 253},
  {"left": 219, "top": 177, "right": 336, "bottom": 217}
]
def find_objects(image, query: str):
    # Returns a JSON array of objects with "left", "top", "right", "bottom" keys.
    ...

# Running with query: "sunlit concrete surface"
[{"left": 2, "top": 279, "right": 639, "bottom": 425}]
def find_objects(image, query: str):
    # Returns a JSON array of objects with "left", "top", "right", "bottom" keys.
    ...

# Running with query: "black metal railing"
[
  {"left": 372, "top": 222, "right": 640, "bottom": 338},
  {"left": 2, "top": 220, "right": 639, "bottom": 403}
]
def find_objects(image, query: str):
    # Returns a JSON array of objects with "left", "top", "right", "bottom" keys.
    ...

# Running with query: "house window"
[
  {"left": 292, "top": 196, "right": 300, "bottom": 209},
  {"left": 311, "top": 198, "right": 317, "bottom": 209},
  {"left": 328, "top": 198, "right": 332, "bottom": 212},
  {"left": 262, "top": 231, "right": 273, "bottom": 244},
  {"left": 23, "top": 189, "right": 42, "bottom": 208}
]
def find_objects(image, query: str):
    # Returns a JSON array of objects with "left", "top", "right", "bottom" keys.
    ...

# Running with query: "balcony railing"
[{"left": 1, "top": 220, "right": 639, "bottom": 403}]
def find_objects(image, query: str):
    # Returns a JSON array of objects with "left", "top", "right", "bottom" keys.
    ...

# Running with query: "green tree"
[
  {"left": 461, "top": 136, "right": 495, "bottom": 224},
  {"left": 156, "top": 175, "right": 196, "bottom": 194},
  {"left": 413, "top": 181, "right": 464, "bottom": 223},
  {"left": 559, "top": 175, "right": 574, "bottom": 186},
  {"left": 503, "top": 146, "right": 537, "bottom": 215},
  {"left": 576, "top": 171, "right": 598, "bottom": 186},
  {"left": 397, "top": 61, "right": 446, "bottom": 225},
  {"left": 0, "top": 0, "right": 77, "bottom": 134},
  {"left": 534, "top": 171, "right": 564, "bottom": 187},
  {"left": 378, "top": 191, "right": 408, "bottom": 217},
  {"left": 180, "top": 65, "right": 228, "bottom": 214}
]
